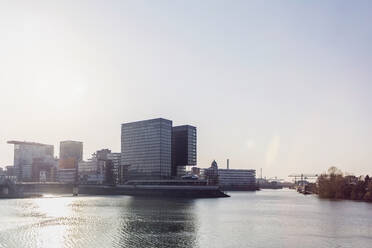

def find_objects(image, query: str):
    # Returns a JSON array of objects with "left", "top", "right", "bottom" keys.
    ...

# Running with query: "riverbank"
[
  {"left": 1, "top": 183, "right": 229, "bottom": 199},
  {"left": 316, "top": 168, "right": 372, "bottom": 202}
]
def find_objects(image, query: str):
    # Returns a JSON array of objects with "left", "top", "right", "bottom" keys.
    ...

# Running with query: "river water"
[{"left": 1, "top": 189, "right": 372, "bottom": 248}]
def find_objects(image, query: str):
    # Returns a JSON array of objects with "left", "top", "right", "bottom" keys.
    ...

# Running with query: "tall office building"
[
  {"left": 7, "top": 141, "right": 54, "bottom": 181},
  {"left": 171, "top": 125, "right": 197, "bottom": 177},
  {"left": 59, "top": 141, "right": 83, "bottom": 169},
  {"left": 121, "top": 118, "right": 172, "bottom": 180}
]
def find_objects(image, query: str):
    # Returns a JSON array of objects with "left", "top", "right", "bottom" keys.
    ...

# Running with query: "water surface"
[{"left": 1, "top": 189, "right": 372, "bottom": 248}]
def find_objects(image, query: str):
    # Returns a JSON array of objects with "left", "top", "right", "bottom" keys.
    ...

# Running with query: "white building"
[
  {"left": 57, "top": 168, "right": 76, "bottom": 183},
  {"left": 78, "top": 160, "right": 104, "bottom": 184},
  {"left": 218, "top": 169, "right": 256, "bottom": 190},
  {"left": 7, "top": 140, "right": 54, "bottom": 181}
]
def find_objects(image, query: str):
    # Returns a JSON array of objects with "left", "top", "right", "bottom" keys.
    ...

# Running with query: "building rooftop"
[
  {"left": 172, "top": 125, "right": 196, "bottom": 130},
  {"left": 60, "top": 140, "right": 83, "bottom": 144},
  {"left": 7, "top": 140, "right": 53, "bottom": 147},
  {"left": 121, "top": 118, "right": 172, "bottom": 126}
]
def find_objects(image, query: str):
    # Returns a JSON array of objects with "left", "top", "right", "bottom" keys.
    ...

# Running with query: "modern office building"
[
  {"left": 59, "top": 140, "right": 83, "bottom": 169},
  {"left": 121, "top": 118, "right": 172, "bottom": 180},
  {"left": 7, "top": 140, "right": 54, "bottom": 181},
  {"left": 171, "top": 125, "right": 197, "bottom": 177}
]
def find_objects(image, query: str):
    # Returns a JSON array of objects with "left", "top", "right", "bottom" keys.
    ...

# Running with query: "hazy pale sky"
[{"left": 1, "top": 0, "right": 371, "bottom": 179}]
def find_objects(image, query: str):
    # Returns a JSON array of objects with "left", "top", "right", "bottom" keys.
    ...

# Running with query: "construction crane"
[
  {"left": 288, "top": 174, "right": 318, "bottom": 184},
  {"left": 267, "top": 177, "right": 284, "bottom": 182}
]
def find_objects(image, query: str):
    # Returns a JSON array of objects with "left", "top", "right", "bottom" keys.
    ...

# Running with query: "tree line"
[{"left": 316, "top": 167, "right": 372, "bottom": 202}]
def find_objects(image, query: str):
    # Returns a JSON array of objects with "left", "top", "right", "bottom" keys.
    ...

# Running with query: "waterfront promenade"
[{"left": 1, "top": 189, "right": 372, "bottom": 248}]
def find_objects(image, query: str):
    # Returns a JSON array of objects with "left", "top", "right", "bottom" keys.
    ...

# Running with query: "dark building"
[
  {"left": 171, "top": 125, "right": 197, "bottom": 177},
  {"left": 59, "top": 141, "right": 83, "bottom": 169}
]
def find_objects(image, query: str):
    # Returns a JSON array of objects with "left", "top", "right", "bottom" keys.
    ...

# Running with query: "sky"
[{"left": 0, "top": 0, "right": 371, "bottom": 179}]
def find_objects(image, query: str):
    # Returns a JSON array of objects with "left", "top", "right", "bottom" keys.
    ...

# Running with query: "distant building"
[
  {"left": 78, "top": 160, "right": 104, "bottom": 184},
  {"left": 107, "top": 152, "right": 121, "bottom": 184},
  {"left": 171, "top": 125, "right": 197, "bottom": 177},
  {"left": 7, "top": 140, "right": 54, "bottom": 181},
  {"left": 204, "top": 160, "right": 219, "bottom": 185},
  {"left": 32, "top": 157, "right": 58, "bottom": 182},
  {"left": 5, "top": 166, "right": 15, "bottom": 177},
  {"left": 78, "top": 150, "right": 116, "bottom": 185},
  {"left": 57, "top": 168, "right": 76, "bottom": 184},
  {"left": 96, "top": 149, "right": 114, "bottom": 185},
  {"left": 204, "top": 160, "right": 257, "bottom": 190},
  {"left": 121, "top": 118, "right": 172, "bottom": 180},
  {"left": 218, "top": 169, "right": 256, "bottom": 190},
  {"left": 191, "top": 167, "right": 201, "bottom": 176},
  {"left": 59, "top": 141, "right": 83, "bottom": 169},
  {"left": 0, "top": 168, "right": 4, "bottom": 176}
]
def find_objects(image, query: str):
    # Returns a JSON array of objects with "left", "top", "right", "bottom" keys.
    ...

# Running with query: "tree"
[{"left": 363, "top": 181, "right": 372, "bottom": 202}]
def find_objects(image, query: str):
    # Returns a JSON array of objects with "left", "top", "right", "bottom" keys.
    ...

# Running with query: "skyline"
[{"left": 1, "top": 1, "right": 372, "bottom": 179}]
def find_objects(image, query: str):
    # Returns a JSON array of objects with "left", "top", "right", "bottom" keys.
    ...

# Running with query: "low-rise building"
[
  {"left": 5, "top": 166, "right": 15, "bottom": 177},
  {"left": 32, "top": 157, "right": 58, "bottom": 182},
  {"left": 204, "top": 160, "right": 257, "bottom": 190},
  {"left": 78, "top": 149, "right": 117, "bottom": 185},
  {"left": 78, "top": 160, "right": 104, "bottom": 184},
  {"left": 218, "top": 169, "right": 256, "bottom": 190},
  {"left": 57, "top": 168, "right": 76, "bottom": 183}
]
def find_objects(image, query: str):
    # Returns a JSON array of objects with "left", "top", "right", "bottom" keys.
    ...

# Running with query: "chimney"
[{"left": 227, "top": 159, "right": 230, "bottom": 169}]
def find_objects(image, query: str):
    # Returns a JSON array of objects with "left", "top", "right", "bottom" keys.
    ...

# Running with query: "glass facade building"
[
  {"left": 171, "top": 125, "right": 197, "bottom": 177},
  {"left": 121, "top": 118, "right": 172, "bottom": 180}
]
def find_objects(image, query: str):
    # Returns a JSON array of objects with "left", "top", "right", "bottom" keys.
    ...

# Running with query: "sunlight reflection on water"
[{"left": 1, "top": 190, "right": 372, "bottom": 248}]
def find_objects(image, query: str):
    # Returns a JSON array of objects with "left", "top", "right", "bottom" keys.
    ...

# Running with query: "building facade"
[
  {"left": 218, "top": 169, "right": 256, "bottom": 190},
  {"left": 107, "top": 152, "right": 121, "bottom": 184},
  {"left": 59, "top": 141, "right": 83, "bottom": 169},
  {"left": 77, "top": 149, "right": 119, "bottom": 185},
  {"left": 78, "top": 160, "right": 104, "bottom": 184},
  {"left": 31, "top": 157, "right": 58, "bottom": 182},
  {"left": 171, "top": 125, "right": 197, "bottom": 177},
  {"left": 7, "top": 141, "right": 54, "bottom": 181},
  {"left": 121, "top": 118, "right": 172, "bottom": 180},
  {"left": 57, "top": 168, "right": 76, "bottom": 184}
]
